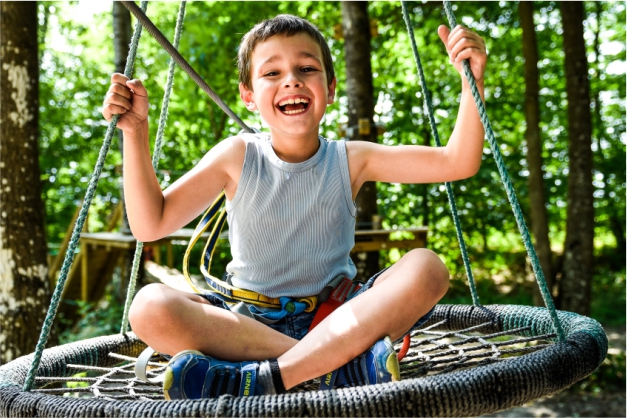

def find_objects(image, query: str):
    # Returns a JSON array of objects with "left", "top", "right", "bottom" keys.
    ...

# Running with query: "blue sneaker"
[
  {"left": 319, "top": 336, "right": 400, "bottom": 390},
  {"left": 163, "top": 350, "right": 266, "bottom": 400}
]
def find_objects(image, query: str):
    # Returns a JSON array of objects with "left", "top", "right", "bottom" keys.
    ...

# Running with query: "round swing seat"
[{"left": 0, "top": 304, "right": 607, "bottom": 417}]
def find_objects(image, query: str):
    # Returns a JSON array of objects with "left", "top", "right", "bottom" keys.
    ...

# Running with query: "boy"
[{"left": 102, "top": 14, "right": 486, "bottom": 399}]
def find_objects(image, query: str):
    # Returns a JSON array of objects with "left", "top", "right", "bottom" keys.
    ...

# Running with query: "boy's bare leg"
[
  {"left": 129, "top": 285, "right": 298, "bottom": 361},
  {"left": 278, "top": 248, "right": 449, "bottom": 389},
  {"left": 130, "top": 247, "right": 447, "bottom": 390}
]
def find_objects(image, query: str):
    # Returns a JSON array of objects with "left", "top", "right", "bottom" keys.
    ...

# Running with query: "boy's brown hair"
[{"left": 238, "top": 14, "right": 335, "bottom": 90}]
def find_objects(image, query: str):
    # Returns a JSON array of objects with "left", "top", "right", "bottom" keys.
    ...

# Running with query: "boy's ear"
[
  {"left": 327, "top": 77, "right": 337, "bottom": 105},
  {"left": 239, "top": 82, "right": 257, "bottom": 111}
]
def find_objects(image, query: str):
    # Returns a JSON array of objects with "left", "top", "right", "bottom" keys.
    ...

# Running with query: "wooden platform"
[
  {"left": 78, "top": 229, "right": 202, "bottom": 269},
  {"left": 353, "top": 227, "right": 427, "bottom": 252},
  {"left": 67, "top": 229, "right": 204, "bottom": 303}
]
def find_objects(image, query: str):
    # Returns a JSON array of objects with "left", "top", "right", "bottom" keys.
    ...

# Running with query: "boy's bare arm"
[
  {"left": 347, "top": 25, "right": 486, "bottom": 197},
  {"left": 102, "top": 74, "right": 242, "bottom": 242}
]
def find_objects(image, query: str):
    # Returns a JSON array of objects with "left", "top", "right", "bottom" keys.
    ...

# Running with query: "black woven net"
[{"left": 31, "top": 318, "right": 553, "bottom": 401}]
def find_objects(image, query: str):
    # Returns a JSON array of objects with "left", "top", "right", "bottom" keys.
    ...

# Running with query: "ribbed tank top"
[{"left": 225, "top": 133, "right": 357, "bottom": 298}]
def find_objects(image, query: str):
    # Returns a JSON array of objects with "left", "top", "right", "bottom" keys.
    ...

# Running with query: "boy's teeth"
[
  {"left": 279, "top": 98, "right": 309, "bottom": 106},
  {"left": 284, "top": 108, "right": 306, "bottom": 115}
]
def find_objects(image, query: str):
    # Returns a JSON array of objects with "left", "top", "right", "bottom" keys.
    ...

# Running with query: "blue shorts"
[{"left": 200, "top": 268, "right": 435, "bottom": 341}]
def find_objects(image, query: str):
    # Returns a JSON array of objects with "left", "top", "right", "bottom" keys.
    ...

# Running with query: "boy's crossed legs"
[{"left": 129, "top": 248, "right": 449, "bottom": 392}]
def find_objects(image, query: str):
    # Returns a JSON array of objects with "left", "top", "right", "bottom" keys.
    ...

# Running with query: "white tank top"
[{"left": 225, "top": 133, "right": 357, "bottom": 298}]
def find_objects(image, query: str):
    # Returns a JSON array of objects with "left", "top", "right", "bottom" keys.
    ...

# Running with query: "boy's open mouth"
[{"left": 277, "top": 97, "right": 310, "bottom": 115}]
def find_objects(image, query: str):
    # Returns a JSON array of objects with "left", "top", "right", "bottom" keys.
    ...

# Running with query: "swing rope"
[
  {"left": 120, "top": 1, "right": 187, "bottom": 335},
  {"left": 121, "top": 1, "right": 253, "bottom": 133},
  {"left": 401, "top": 1, "right": 480, "bottom": 307},
  {"left": 441, "top": 1, "right": 564, "bottom": 341},
  {"left": 23, "top": 1, "right": 150, "bottom": 392}
]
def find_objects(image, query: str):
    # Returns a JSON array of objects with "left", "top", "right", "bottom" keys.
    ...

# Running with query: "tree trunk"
[
  {"left": 0, "top": 2, "right": 52, "bottom": 364},
  {"left": 341, "top": 1, "right": 379, "bottom": 282},
  {"left": 590, "top": 1, "right": 603, "bottom": 156},
  {"left": 519, "top": 1, "right": 554, "bottom": 305},
  {"left": 558, "top": 2, "right": 594, "bottom": 315}
]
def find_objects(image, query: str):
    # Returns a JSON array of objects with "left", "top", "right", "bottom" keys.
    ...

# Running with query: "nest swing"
[{"left": 0, "top": 2, "right": 607, "bottom": 417}]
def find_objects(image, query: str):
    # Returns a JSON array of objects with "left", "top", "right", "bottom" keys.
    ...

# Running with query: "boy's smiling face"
[{"left": 239, "top": 33, "right": 336, "bottom": 141}]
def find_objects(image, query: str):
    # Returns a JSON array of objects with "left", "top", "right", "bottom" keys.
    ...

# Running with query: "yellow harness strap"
[{"left": 182, "top": 192, "right": 317, "bottom": 312}]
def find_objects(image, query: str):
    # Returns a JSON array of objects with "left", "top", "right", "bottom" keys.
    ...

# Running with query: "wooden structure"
[
  {"left": 52, "top": 228, "right": 204, "bottom": 305},
  {"left": 73, "top": 227, "right": 426, "bottom": 302},
  {"left": 353, "top": 227, "right": 427, "bottom": 252}
]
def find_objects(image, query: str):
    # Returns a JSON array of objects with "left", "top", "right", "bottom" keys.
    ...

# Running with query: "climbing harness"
[
  {"left": 182, "top": 192, "right": 317, "bottom": 313},
  {"left": 181, "top": 191, "right": 366, "bottom": 325}
]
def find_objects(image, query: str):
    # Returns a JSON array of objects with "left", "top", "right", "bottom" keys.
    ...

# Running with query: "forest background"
[{"left": 1, "top": 0, "right": 625, "bottom": 401}]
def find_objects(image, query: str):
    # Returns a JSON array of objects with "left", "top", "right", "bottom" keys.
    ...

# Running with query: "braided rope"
[
  {"left": 120, "top": 1, "right": 253, "bottom": 133},
  {"left": 401, "top": 2, "right": 480, "bottom": 306},
  {"left": 120, "top": 1, "right": 187, "bottom": 335},
  {"left": 22, "top": 2, "right": 150, "bottom": 392},
  {"left": 120, "top": 242, "right": 144, "bottom": 334},
  {"left": 441, "top": 1, "right": 565, "bottom": 341}
]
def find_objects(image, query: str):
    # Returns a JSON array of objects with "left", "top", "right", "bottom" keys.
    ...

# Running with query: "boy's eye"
[
  {"left": 264, "top": 71, "right": 279, "bottom": 77},
  {"left": 301, "top": 67, "right": 316, "bottom": 73}
]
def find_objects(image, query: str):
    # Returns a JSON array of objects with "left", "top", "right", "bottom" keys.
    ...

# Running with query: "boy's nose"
[{"left": 284, "top": 72, "right": 303, "bottom": 88}]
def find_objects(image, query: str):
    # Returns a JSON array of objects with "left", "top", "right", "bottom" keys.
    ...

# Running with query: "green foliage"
[
  {"left": 65, "top": 372, "right": 89, "bottom": 390},
  {"left": 58, "top": 280, "right": 125, "bottom": 344},
  {"left": 587, "top": 2, "right": 627, "bottom": 258},
  {"left": 39, "top": 2, "right": 120, "bottom": 245},
  {"left": 38, "top": 2, "right": 625, "bottom": 332}
]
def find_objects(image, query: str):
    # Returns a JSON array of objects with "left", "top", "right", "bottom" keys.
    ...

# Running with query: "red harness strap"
[
  {"left": 397, "top": 334, "right": 411, "bottom": 361},
  {"left": 308, "top": 277, "right": 359, "bottom": 331}
]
